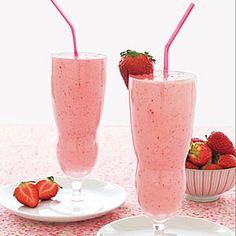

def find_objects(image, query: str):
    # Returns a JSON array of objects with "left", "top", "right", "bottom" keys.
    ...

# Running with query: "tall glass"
[
  {"left": 129, "top": 71, "right": 196, "bottom": 235},
  {"left": 51, "top": 52, "right": 106, "bottom": 213}
]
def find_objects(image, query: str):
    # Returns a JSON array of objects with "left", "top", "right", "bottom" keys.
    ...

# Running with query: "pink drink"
[
  {"left": 129, "top": 71, "right": 196, "bottom": 222},
  {"left": 52, "top": 53, "right": 106, "bottom": 179}
]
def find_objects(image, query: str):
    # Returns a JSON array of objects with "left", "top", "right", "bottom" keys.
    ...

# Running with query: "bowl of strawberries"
[{"left": 185, "top": 131, "right": 236, "bottom": 202}]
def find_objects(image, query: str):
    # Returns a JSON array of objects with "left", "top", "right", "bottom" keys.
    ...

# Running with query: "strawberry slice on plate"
[
  {"left": 36, "top": 176, "right": 62, "bottom": 200},
  {"left": 13, "top": 181, "right": 39, "bottom": 208},
  {"left": 119, "top": 49, "right": 156, "bottom": 88}
]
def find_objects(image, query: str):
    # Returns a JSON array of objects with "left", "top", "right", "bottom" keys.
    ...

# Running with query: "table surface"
[{"left": 0, "top": 125, "right": 235, "bottom": 236}]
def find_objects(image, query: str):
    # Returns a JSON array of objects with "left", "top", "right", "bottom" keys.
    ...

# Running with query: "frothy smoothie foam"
[
  {"left": 129, "top": 71, "right": 196, "bottom": 221},
  {"left": 52, "top": 53, "right": 106, "bottom": 179}
]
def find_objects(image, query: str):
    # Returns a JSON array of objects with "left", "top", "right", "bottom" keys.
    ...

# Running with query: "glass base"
[
  {"left": 152, "top": 232, "right": 177, "bottom": 236},
  {"left": 152, "top": 222, "right": 177, "bottom": 236},
  {"left": 50, "top": 193, "right": 102, "bottom": 216}
]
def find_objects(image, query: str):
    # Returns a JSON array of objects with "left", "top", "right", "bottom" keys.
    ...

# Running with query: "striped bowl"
[{"left": 185, "top": 167, "right": 236, "bottom": 202}]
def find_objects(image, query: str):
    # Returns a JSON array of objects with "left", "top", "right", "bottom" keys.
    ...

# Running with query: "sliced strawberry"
[
  {"left": 207, "top": 131, "right": 234, "bottom": 155},
  {"left": 13, "top": 181, "right": 39, "bottom": 208},
  {"left": 201, "top": 163, "right": 222, "bottom": 170},
  {"left": 188, "top": 142, "right": 212, "bottom": 166},
  {"left": 119, "top": 49, "right": 155, "bottom": 88},
  {"left": 215, "top": 154, "right": 236, "bottom": 169},
  {"left": 185, "top": 161, "right": 199, "bottom": 169},
  {"left": 36, "top": 176, "right": 62, "bottom": 200}
]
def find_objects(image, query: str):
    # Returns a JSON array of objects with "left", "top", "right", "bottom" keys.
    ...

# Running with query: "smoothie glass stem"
[
  {"left": 153, "top": 222, "right": 176, "bottom": 235},
  {"left": 153, "top": 223, "right": 165, "bottom": 235},
  {"left": 71, "top": 180, "right": 83, "bottom": 202}
]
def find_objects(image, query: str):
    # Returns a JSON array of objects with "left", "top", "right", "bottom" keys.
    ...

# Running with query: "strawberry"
[
  {"left": 188, "top": 142, "right": 212, "bottom": 166},
  {"left": 13, "top": 181, "right": 39, "bottom": 208},
  {"left": 185, "top": 161, "right": 199, "bottom": 169},
  {"left": 207, "top": 131, "right": 235, "bottom": 155},
  {"left": 201, "top": 163, "right": 222, "bottom": 170},
  {"left": 191, "top": 137, "right": 205, "bottom": 143},
  {"left": 230, "top": 148, "right": 236, "bottom": 157},
  {"left": 215, "top": 154, "right": 236, "bottom": 169},
  {"left": 36, "top": 176, "right": 62, "bottom": 200},
  {"left": 119, "top": 49, "right": 155, "bottom": 88}
]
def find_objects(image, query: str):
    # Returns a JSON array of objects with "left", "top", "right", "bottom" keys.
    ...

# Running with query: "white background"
[{"left": 0, "top": 0, "right": 235, "bottom": 127}]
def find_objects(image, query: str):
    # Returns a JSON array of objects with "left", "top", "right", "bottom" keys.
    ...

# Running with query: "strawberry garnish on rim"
[{"left": 119, "top": 49, "right": 156, "bottom": 88}]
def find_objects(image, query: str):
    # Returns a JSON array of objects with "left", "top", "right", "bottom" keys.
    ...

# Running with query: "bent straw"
[
  {"left": 163, "top": 3, "right": 195, "bottom": 79},
  {"left": 50, "top": 0, "right": 78, "bottom": 58}
]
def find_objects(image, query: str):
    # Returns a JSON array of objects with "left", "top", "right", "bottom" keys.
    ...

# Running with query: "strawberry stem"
[
  {"left": 47, "top": 176, "right": 63, "bottom": 189},
  {"left": 190, "top": 143, "right": 199, "bottom": 155},
  {"left": 47, "top": 176, "right": 55, "bottom": 182},
  {"left": 212, "top": 152, "right": 220, "bottom": 164}
]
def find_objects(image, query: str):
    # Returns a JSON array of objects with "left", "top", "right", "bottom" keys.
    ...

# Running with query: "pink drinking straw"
[
  {"left": 163, "top": 3, "right": 195, "bottom": 79},
  {"left": 50, "top": 0, "right": 78, "bottom": 58}
]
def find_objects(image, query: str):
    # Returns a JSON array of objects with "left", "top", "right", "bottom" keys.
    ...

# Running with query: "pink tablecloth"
[{"left": 0, "top": 126, "right": 235, "bottom": 235}]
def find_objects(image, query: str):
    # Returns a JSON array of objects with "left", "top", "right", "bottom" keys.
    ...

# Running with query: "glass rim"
[
  {"left": 51, "top": 52, "right": 107, "bottom": 60},
  {"left": 129, "top": 70, "right": 197, "bottom": 83}
]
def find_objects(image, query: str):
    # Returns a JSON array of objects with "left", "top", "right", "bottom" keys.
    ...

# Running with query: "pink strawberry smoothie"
[
  {"left": 129, "top": 71, "right": 196, "bottom": 222},
  {"left": 52, "top": 52, "right": 106, "bottom": 179}
]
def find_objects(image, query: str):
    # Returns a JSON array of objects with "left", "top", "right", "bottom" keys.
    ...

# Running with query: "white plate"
[
  {"left": 0, "top": 177, "right": 126, "bottom": 222},
  {"left": 97, "top": 215, "right": 234, "bottom": 236}
]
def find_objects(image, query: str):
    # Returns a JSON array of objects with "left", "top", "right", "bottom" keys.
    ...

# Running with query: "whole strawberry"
[
  {"left": 231, "top": 148, "right": 236, "bottom": 157},
  {"left": 185, "top": 161, "right": 199, "bottom": 169},
  {"left": 119, "top": 49, "right": 155, "bottom": 88},
  {"left": 188, "top": 142, "right": 212, "bottom": 166},
  {"left": 207, "top": 131, "right": 235, "bottom": 155},
  {"left": 36, "top": 176, "right": 62, "bottom": 200},
  {"left": 215, "top": 154, "right": 236, "bottom": 169},
  {"left": 201, "top": 163, "right": 222, "bottom": 170},
  {"left": 14, "top": 181, "right": 39, "bottom": 208}
]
